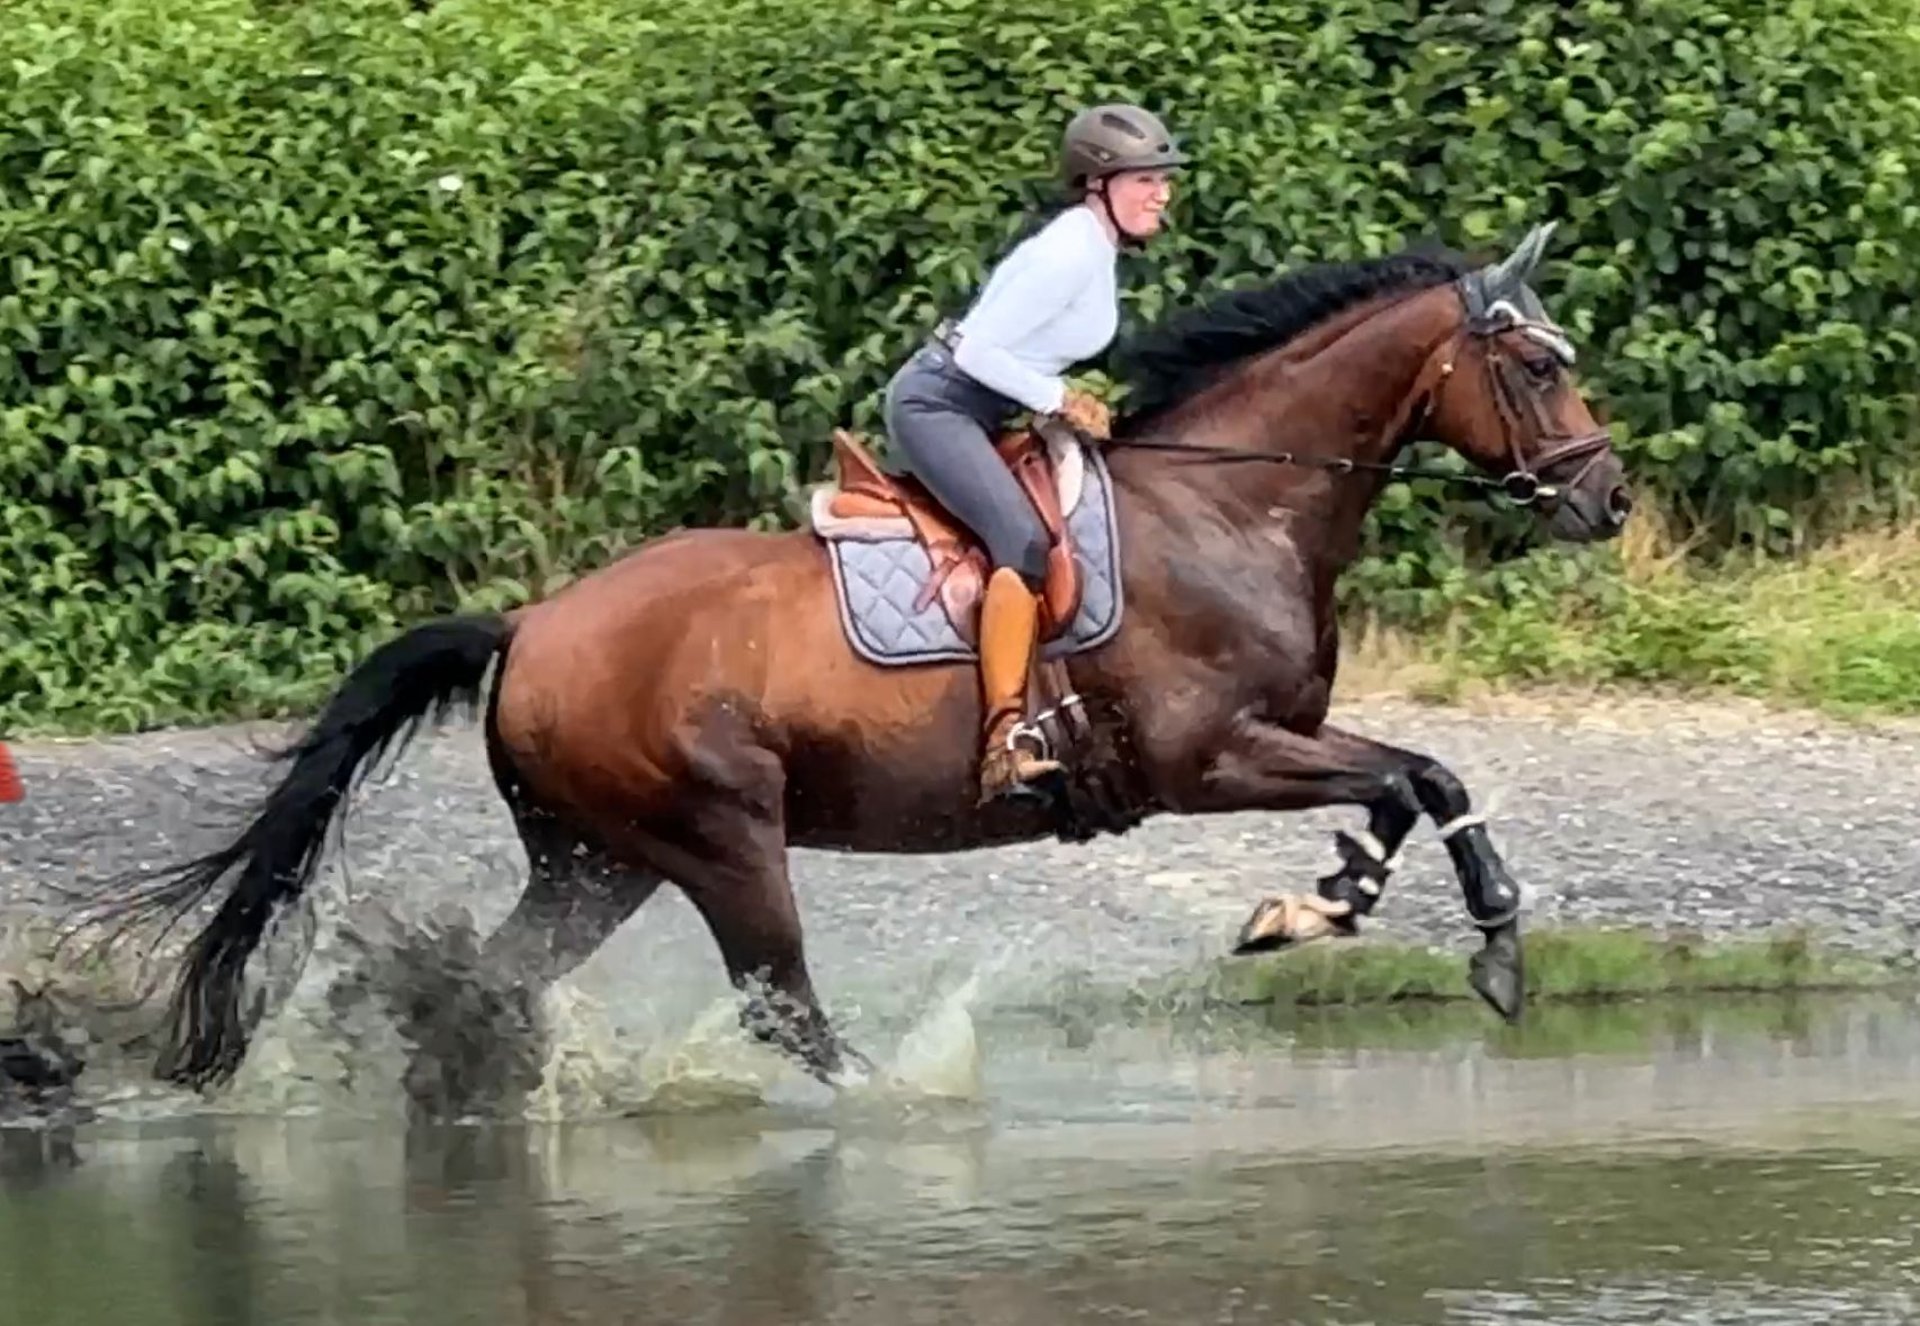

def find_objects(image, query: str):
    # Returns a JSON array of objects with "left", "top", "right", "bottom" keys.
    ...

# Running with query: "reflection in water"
[{"left": 4, "top": 995, "right": 1920, "bottom": 1325}]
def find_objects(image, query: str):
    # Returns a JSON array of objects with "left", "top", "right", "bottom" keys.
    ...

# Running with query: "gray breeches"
[{"left": 882, "top": 343, "right": 1051, "bottom": 588}]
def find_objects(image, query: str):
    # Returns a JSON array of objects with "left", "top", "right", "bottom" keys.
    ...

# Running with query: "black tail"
[{"left": 81, "top": 613, "right": 513, "bottom": 1090}]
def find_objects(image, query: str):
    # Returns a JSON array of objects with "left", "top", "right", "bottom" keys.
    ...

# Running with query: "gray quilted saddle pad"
[{"left": 814, "top": 446, "right": 1124, "bottom": 667}]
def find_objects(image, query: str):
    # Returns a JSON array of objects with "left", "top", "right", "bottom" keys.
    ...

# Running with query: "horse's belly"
[{"left": 778, "top": 678, "right": 1034, "bottom": 853}]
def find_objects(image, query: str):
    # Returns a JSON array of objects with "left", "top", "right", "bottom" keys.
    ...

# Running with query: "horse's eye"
[{"left": 1523, "top": 355, "right": 1560, "bottom": 383}]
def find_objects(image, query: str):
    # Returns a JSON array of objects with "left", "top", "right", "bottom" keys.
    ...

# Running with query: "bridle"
[
  {"left": 1445, "top": 297, "right": 1615, "bottom": 505},
  {"left": 1102, "top": 291, "right": 1617, "bottom": 509}
]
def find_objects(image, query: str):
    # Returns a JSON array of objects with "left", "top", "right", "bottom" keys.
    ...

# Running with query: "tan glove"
[{"left": 1054, "top": 388, "right": 1112, "bottom": 441}]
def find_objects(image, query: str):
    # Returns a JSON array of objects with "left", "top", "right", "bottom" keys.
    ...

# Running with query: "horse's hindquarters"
[{"left": 488, "top": 529, "right": 1009, "bottom": 852}]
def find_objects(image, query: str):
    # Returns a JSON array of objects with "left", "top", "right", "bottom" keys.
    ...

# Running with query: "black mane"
[{"left": 1111, "top": 242, "right": 1476, "bottom": 432}]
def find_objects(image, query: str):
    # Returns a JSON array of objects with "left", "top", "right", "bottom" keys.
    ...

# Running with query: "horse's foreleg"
[
  {"left": 1198, "top": 723, "right": 1414, "bottom": 942},
  {"left": 1306, "top": 725, "right": 1522, "bottom": 933},
  {"left": 1201, "top": 720, "right": 1527, "bottom": 1023}
]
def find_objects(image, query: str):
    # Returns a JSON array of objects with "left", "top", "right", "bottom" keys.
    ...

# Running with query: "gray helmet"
[{"left": 1061, "top": 104, "right": 1190, "bottom": 188}]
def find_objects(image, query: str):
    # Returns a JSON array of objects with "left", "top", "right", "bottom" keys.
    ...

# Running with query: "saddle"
[{"left": 808, "top": 424, "right": 1087, "bottom": 648}]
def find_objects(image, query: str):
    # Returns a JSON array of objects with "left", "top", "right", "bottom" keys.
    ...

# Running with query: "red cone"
[{"left": 0, "top": 743, "right": 21, "bottom": 803}]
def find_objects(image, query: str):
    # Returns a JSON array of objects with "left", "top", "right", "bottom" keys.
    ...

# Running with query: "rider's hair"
[{"left": 999, "top": 178, "right": 1083, "bottom": 249}]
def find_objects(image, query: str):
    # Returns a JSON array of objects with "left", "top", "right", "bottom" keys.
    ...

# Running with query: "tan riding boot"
[{"left": 977, "top": 566, "right": 1063, "bottom": 803}]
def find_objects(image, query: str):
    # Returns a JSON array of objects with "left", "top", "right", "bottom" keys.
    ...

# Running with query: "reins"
[
  {"left": 1095, "top": 303, "right": 1615, "bottom": 510},
  {"left": 1100, "top": 437, "right": 1541, "bottom": 501}
]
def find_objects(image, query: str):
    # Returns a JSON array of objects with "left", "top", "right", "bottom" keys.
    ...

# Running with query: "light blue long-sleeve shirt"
[{"left": 952, "top": 204, "right": 1119, "bottom": 415}]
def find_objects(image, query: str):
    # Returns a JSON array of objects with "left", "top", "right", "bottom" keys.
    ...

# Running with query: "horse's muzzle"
[{"left": 1539, "top": 445, "right": 1631, "bottom": 543}]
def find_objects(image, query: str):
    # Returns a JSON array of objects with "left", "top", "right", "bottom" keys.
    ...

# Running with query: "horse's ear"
[
  {"left": 1508, "top": 221, "right": 1556, "bottom": 281},
  {"left": 1485, "top": 222, "right": 1557, "bottom": 296},
  {"left": 1460, "top": 221, "right": 1558, "bottom": 321}
]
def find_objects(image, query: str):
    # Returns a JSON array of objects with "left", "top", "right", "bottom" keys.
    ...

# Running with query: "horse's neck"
[{"left": 1115, "top": 287, "right": 1459, "bottom": 578}]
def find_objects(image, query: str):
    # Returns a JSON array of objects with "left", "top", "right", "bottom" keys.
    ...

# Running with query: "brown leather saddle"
[{"left": 811, "top": 424, "right": 1085, "bottom": 648}]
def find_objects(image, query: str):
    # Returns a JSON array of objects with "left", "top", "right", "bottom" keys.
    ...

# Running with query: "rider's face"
[{"left": 1096, "top": 169, "right": 1175, "bottom": 238}]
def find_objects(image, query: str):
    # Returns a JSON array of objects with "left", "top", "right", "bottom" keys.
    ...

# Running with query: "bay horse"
[{"left": 83, "top": 222, "right": 1630, "bottom": 1094}]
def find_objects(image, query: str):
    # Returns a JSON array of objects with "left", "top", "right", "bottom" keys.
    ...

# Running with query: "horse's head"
[{"left": 1416, "top": 223, "right": 1631, "bottom": 542}]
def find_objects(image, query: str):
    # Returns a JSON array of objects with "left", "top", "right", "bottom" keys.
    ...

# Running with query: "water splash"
[{"left": 865, "top": 966, "right": 989, "bottom": 1102}]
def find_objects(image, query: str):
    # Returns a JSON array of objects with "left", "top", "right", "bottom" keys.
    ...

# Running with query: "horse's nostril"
[{"left": 1607, "top": 486, "right": 1634, "bottom": 521}]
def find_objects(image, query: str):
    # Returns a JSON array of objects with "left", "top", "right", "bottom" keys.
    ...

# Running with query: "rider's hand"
[{"left": 1055, "top": 388, "right": 1112, "bottom": 441}]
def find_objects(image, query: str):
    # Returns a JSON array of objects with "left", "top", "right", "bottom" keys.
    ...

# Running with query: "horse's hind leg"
[
  {"left": 580, "top": 701, "right": 868, "bottom": 1087},
  {"left": 381, "top": 807, "right": 661, "bottom": 1117},
  {"left": 501, "top": 805, "right": 860, "bottom": 1087},
  {"left": 674, "top": 828, "right": 868, "bottom": 1088},
  {"left": 477, "top": 809, "right": 663, "bottom": 989},
  {"left": 480, "top": 694, "right": 666, "bottom": 990}
]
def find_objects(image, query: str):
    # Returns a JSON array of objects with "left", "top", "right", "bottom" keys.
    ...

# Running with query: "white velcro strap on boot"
[
  {"left": 1349, "top": 829, "right": 1403, "bottom": 872},
  {"left": 1436, "top": 813, "right": 1486, "bottom": 841},
  {"left": 1341, "top": 829, "right": 1401, "bottom": 895}
]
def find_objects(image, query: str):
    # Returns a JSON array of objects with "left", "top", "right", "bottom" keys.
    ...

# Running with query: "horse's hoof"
[
  {"left": 820, "top": 1044, "right": 877, "bottom": 1091},
  {"left": 1233, "top": 898, "right": 1291, "bottom": 955},
  {"left": 825, "top": 1061, "right": 873, "bottom": 1091},
  {"left": 1469, "top": 924, "right": 1526, "bottom": 1023},
  {"left": 1232, "top": 894, "right": 1357, "bottom": 956}
]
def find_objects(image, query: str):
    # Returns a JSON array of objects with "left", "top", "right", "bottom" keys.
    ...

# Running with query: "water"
[{"left": 6, "top": 991, "right": 1920, "bottom": 1324}]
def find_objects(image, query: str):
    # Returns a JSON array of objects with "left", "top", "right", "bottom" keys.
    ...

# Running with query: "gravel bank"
[{"left": 3, "top": 695, "right": 1917, "bottom": 1021}]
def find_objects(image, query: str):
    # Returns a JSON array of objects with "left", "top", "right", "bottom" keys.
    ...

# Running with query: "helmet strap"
[{"left": 1093, "top": 178, "right": 1150, "bottom": 251}]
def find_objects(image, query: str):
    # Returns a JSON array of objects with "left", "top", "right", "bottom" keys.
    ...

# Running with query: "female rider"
[{"left": 883, "top": 102, "right": 1190, "bottom": 804}]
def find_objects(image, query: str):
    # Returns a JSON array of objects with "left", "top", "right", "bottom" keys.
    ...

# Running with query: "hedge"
[{"left": 4, "top": 0, "right": 1919, "bottom": 732}]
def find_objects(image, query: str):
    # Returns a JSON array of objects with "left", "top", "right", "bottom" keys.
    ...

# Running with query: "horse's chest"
[
  {"left": 1222, "top": 556, "right": 1324, "bottom": 670},
  {"left": 1129, "top": 521, "right": 1331, "bottom": 720},
  {"left": 1224, "top": 575, "right": 1334, "bottom": 722}
]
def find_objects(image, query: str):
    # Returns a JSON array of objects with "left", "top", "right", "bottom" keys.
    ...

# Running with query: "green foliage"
[
  {"left": 1368, "top": 527, "right": 1920, "bottom": 716},
  {"left": 4, "top": 0, "right": 1919, "bottom": 732}
]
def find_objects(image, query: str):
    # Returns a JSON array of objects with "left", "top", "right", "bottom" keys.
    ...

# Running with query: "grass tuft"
[
  {"left": 1039, "top": 925, "right": 1907, "bottom": 1027},
  {"left": 1339, "top": 512, "right": 1920, "bottom": 719}
]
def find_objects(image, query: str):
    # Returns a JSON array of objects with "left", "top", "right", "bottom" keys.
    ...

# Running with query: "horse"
[{"left": 78, "top": 222, "right": 1631, "bottom": 1097}]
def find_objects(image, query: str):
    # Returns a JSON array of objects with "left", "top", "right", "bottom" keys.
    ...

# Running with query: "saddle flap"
[
  {"left": 820, "top": 436, "right": 1124, "bottom": 670},
  {"left": 1001, "top": 431, "right": 1067, "bottom": 542},
  {"left": 818, "top": 424, "right": 1083, "bottom": 643},
  {"left": 1041, "top": 543, "right": 1080, "bottom": 632},
  {"left": 998, "top": 429, "right": 1083, "bottom": 632}
]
